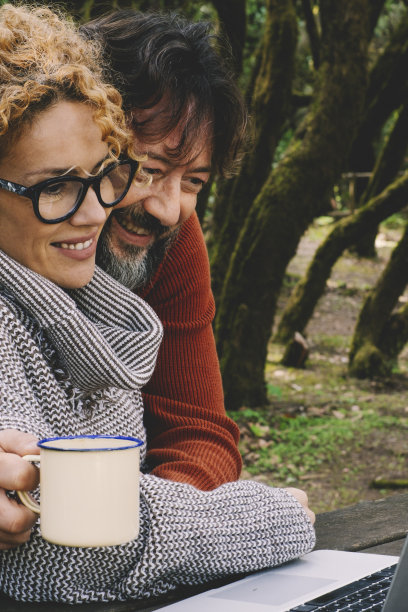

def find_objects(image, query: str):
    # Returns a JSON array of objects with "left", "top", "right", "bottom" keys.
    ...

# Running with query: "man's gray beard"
[{"left": 96, "top": 226, "right": 179, "bottom": 291}]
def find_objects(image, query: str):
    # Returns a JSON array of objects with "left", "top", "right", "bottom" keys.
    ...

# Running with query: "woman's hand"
[
  {"left": 0, "top": 429, "right": 39, "bottom": 549},
  {"left": 285, "top": 487, "right": 315, "bottom": 525}
]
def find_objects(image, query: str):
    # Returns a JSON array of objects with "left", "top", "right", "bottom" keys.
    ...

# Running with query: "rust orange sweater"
[{"left": 139, "top": 213, "right": 242, "bottom": 490}]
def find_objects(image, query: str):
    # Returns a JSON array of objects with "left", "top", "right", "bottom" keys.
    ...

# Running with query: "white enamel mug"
[{"left": 17, "top": 435, "right": 143, "bottom": 547}]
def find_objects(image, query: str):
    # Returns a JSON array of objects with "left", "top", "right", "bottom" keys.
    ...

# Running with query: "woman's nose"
[{"left": 70, "top": 187, "right": 108, "bottom": 227}]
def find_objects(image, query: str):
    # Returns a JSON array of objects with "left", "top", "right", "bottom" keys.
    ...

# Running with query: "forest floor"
[{"left": 230, "top": 215, "right": 408, "bottom": 513}]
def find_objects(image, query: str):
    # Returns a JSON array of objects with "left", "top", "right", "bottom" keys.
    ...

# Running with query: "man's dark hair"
[{"left": 81, "top": 10, "right": 247, "bottom": 177}]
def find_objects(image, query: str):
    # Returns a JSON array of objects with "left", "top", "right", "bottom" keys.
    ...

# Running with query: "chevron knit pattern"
[{"left": 0, "top": 250, "right": 315, "bottom": 603}]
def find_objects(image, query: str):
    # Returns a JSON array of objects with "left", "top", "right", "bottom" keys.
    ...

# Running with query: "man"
[
  {"left": 86, "top": 10, "right": 247, "bottom": 491},
  {"left": 0, "top": 10, "right": 314, "bottom": 550}
]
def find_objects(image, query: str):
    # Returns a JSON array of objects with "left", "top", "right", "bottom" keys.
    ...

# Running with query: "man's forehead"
[
  {"left": 130, "top": 104, "right": 213, "bottom": 168},
  {"left": 144, "top": 148, "right": 211, "bottom": 170},
  {"left": 132, "top": 131, "right": 212, "bottom": 169}
]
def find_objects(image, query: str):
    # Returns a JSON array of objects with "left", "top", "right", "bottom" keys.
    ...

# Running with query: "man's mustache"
[{"left": 112, "top": 205, "right": 170, "bottom": 238}]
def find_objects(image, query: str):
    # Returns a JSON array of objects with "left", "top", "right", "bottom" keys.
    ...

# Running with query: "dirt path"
[{"left": 237, "top": 220, "right": 408, "bottom": 513}]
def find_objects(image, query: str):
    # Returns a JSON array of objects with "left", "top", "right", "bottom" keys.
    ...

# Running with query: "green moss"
[{"left": 349, "top": 343, "right": 391, "bottom": 378}]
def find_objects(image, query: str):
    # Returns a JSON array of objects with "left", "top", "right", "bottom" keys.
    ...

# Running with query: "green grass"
[
  {"left": 230, "top": 406, "right": 406, "bottom": 485},
  {"left": 266, "top": 383, "right": 283, "bottom": 398},
  {"left": 312, "top": 333, "right": 350, "bottom": 350}
]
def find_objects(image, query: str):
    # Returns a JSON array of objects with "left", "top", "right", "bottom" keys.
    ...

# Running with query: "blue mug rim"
[{"left": 37, "top": 435, "right": 144, "bottom": 452}]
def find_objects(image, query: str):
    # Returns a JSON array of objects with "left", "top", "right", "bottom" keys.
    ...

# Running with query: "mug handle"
[{"left": 16, "top": 455, "right": 41, "bottom": 514}]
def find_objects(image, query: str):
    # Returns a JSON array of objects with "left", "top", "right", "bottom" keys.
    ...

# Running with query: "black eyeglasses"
[{"left": 0, "top": 158, "right": 139, "bottom": 224}]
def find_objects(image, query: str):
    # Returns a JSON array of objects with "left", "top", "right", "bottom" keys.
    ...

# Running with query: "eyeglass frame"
[{"left": 0, "top": 158, "right": 139, "bottom": 224}]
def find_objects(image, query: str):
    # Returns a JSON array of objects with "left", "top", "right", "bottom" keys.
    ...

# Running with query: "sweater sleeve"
[
  {"left": 1, "top": 474, "right": 315, "bottom": 603},
  {"left": 139, "top": 214, "right": 242, "bottom": 490}
]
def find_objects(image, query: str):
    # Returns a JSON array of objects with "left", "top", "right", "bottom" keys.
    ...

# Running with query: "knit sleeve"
[
  {"left": 1, "top": 474, "right": 315, "bottom": 603},
  {"left": 140, "top": 214, "right": 242, "bottom": 489},
  {"left": 0, "top": 304, "right": 50, "bottom": 436}
]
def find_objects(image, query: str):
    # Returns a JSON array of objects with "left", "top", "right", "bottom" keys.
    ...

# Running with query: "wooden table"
[
  {"left": 315, "top": 492, "right": 408, "bottom": 556},
  {"left": 1, "top": 493, "right": 407, "bottom": 611}
]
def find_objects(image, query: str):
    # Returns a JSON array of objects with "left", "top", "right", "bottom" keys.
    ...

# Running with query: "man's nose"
[{"left": 142, "top": 178, "right": 181, "bottom": 226}]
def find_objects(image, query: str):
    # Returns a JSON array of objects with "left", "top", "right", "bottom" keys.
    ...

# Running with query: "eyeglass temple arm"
[{"left": 0, "top": 178, "right": 27, "bottom": 197}]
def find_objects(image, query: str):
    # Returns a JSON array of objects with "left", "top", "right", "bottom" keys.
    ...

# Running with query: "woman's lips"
[{"left": 52, "top": 236, "right": 97, "bottom": 260}]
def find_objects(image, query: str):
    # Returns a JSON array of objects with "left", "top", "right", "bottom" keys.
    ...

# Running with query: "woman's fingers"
[
  {"left": 0, "top": 429, "right": 39, "bottom": 549},
  {"left": 0, "top": 490, "right": 38, "bottom": 549},
  {"left": 285, "top": 487, "right": 316, "bottom": 525}
]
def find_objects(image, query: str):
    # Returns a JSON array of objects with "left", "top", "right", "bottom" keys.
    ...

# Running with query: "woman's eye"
[
  {"left": 47, "top": 183, "right": 64, "bottom": 193},
  {"left": 42, "top": 182, "right": 66, "bottom": 198}
]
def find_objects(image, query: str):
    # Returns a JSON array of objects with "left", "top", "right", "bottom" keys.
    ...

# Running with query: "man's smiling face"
[{"left": 96, "top": 125, "right": 211, "bottom": 289}]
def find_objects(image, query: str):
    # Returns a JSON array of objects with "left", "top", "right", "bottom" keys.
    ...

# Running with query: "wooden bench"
[{"left": 2, "top": 492, "right": 408, "bottom": 611}]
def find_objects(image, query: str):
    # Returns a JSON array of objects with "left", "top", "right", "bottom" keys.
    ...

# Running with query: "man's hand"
[
  {"left": 285, "top": 487, "right": 315, "bottom": 525},
  {"left": 0, "top": 429, "right": 39, "bottom": 549}
]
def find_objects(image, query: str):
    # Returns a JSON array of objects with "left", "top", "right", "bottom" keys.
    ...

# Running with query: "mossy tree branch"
[
  {"left": 276, "top": 102, "right": 408, "bottom": 346},
  {"left": 210, "top": 0, "right": 298, "bottom": 303},
  {"left": 214, "top": 0, "right": 370, "bottom": 409},
  {"left": 377, "top": 302, "right": 408, "bottom": 365},
  {"left": 349, "top": 222, "right": 408, "bottom": 377},
  {"left": 348, "top": 7, "right": 408, "bottom": 197},
  {"left": 349, "top": 6, "right": 408, "bottom": 255}
]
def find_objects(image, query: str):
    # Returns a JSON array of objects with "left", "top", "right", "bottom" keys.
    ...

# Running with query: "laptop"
[{"left": 161, "top": 538, "right": 408, "bottom": 611}]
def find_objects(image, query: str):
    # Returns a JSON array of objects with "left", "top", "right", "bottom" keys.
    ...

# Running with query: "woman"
[{"left": 0, "top": 4, "right": 315, "bottom": 604}]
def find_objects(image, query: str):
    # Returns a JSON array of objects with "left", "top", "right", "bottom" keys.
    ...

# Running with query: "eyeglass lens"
[{"left": 38, "top": 162, "right": 132, "bottom": 221}]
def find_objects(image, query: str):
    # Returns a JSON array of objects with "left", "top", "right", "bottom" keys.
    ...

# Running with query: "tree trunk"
[
  {"left": 352, "top": 100, "right": 408, "bottom": 256},
  {"left": 349, "top": 219, "right": 378, "bottom": 258},
  {"left": 212, "top": 0, "right": 247, "bottom": 76},
  {"left": 210, "top": 0, "right": 298, "bottom": 303},
  {"left": 377, "top": 301, "right": 408, "bottom": 366},
  {"left": 196, "top": 177, "right": 214, "bottom": 225},
  {"left": 361, "top": 98, "right": 408, "bottom": 253},
  {"left": 367, "top": 0, "right": 387, "bottom": 33},
  {"left": 276, "top": 103, "right": 408, "bottom": 346},
  {"left": 301, "top": 0, "right": 320, "bottom": 69},
  {"left": 349, "top": 222, "right": 408, "bottom": 377},
  {"left": 214, "top": 0, "right": 370, "bottom": 409},
  {"left": 362, "top": 103, "right": 408, "bottom": 203},
  {"left": 348, "top": 6, "right": 408, "bottom": 255},
  {"left": 350, "top": 7, "right": 408, "bottom": 178}
]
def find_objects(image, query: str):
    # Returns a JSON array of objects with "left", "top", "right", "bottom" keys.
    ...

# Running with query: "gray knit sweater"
[{"left": 0, "top": 249, "right": 315, "bottom": 603}]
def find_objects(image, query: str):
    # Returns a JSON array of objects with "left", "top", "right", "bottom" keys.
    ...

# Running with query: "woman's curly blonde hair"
[{"left": 0, "top": 3, "right": 134, "bottom": 163}]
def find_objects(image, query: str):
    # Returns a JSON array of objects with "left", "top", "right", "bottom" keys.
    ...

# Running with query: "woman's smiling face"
[{"left": 0, "top": 100, "right": 111, "bottom": 288}]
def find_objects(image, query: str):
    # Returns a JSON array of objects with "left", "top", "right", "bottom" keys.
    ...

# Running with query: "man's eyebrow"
[
  {"left": 146, "top": 152, "right": 173, "bottom": 165},
  {"left": 147, "top": 152, "right": 211, "bottom": 172},
  {"left": 191, "top": 166, "right": 211, "bottom": 173},
  {"left": 23, "top": 155, "right": 110, "bottom": 180}
]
